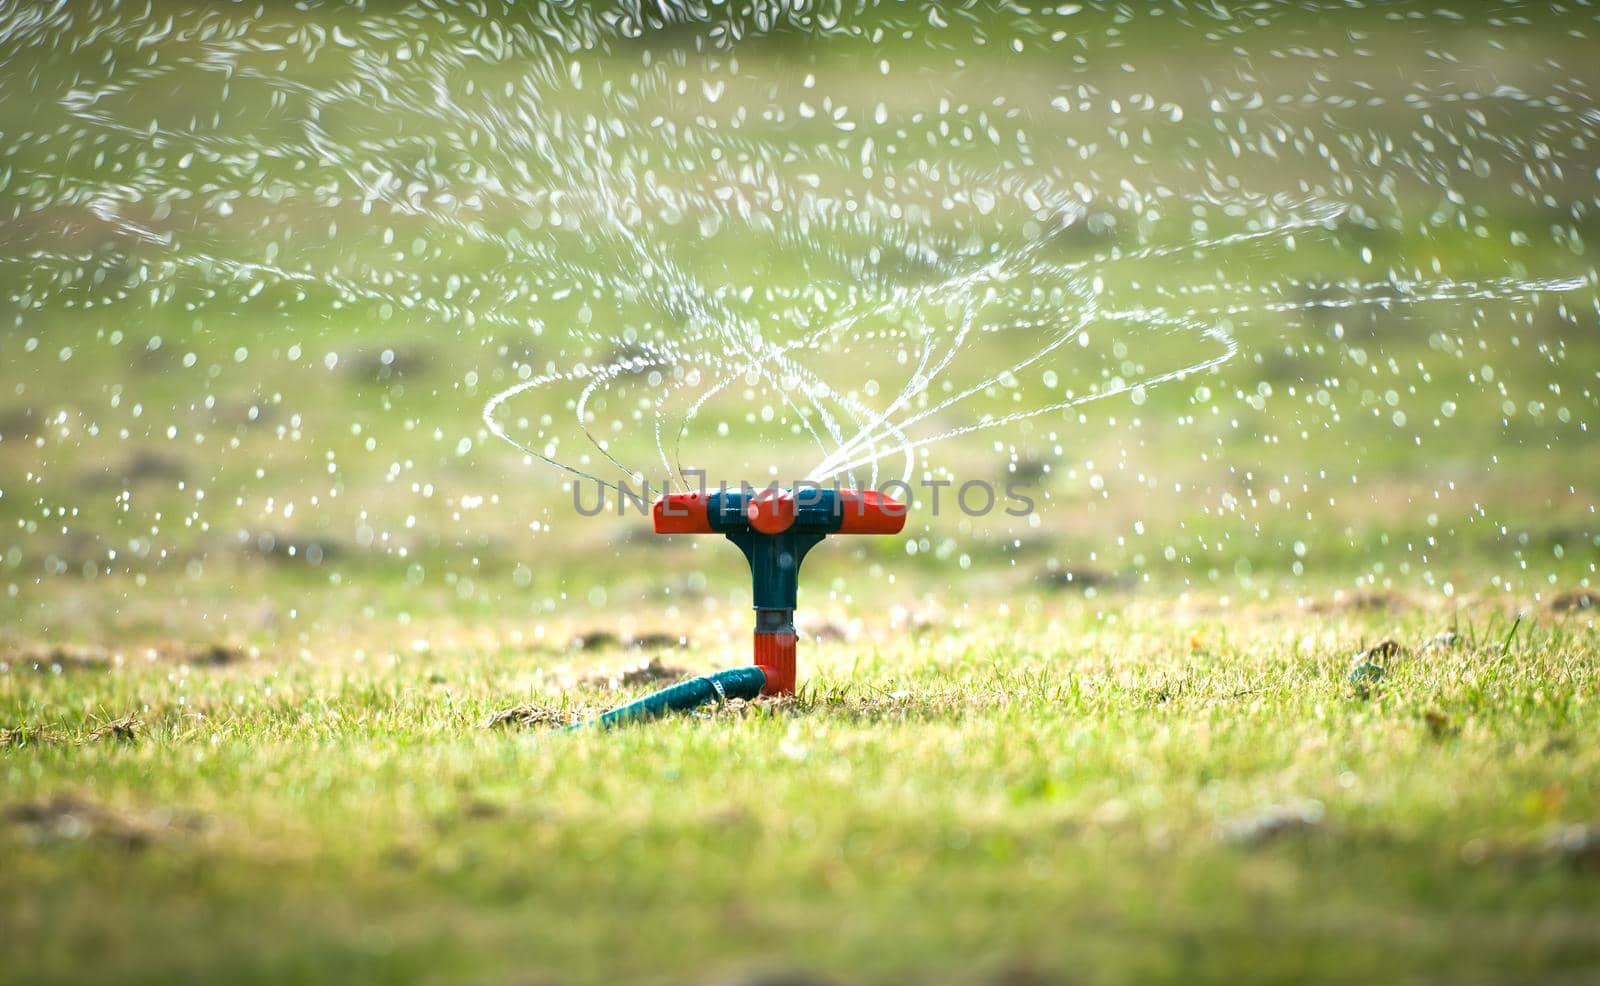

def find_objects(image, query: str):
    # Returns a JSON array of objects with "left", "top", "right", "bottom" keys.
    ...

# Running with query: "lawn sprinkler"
[{"left": 569, "top": 487, "right": 906, "bottom": 729}]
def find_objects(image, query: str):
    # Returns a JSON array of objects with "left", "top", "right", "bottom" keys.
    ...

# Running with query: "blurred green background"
[{"left": 1, "top": 0, "right": 1595, "bottom": 642}]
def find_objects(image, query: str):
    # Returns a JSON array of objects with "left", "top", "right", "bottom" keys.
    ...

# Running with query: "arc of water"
[
  {"left": 819, "top": 312, "right": 1236, "bottom": 479},
  {"left": 808, "top": 206, "right": 1348, "bottom": 480}
]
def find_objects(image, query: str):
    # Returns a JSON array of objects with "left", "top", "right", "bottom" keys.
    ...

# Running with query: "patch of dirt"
[
  {"left": 569, "top": 629, "right": 619, "bottom": 651},
  {"left": 1009, "top": 456, "right": 1052, "bottom": 485},
  {"left": 619, "top": 657, "right": 687, "bottom": 686},
  {"left": 1420, "top": 630, "right": 1461, "bottom": 652},
  {"left": 579, "top": 656, "right": 689, "bottom": 690},
  {"left": 88, "top": 714, "right": 142, "bottom": 743},
  {"left": 627, "top": 632, "right": 685, "bottom": 649},
  {"left": 186, "top": 642, "right": 246, "bottom": 666},
  {"left": 2, "top": 640, "right": 246, "bottom": 672},
  {"left": 217, "top": 395, "right": 279, "bottom": 428},
  {"left": 1359, "top": 638, "right": 1405, "bottom": 663},
  {"left": 797, "top": 619, "right": 850, "bottom": 643},
  {"left": 1310, "top": 589, "right": 1409, "bottom": 613},
  {"left": 481, "top": 704, "right": 582, "bottom": 730},
  {"left": 0, "top": 405, "right": 39, "bottom": 441},
  {"left": 603, "top": 340, "right": 660, "bottom": 377},
  {"left": 81, "top": 450, "right": 189, "bottom": 489},
  {"left": 1037, "top": 567, "right": 1120, "bottom": 591},
  {"left": 1220, "top": 801, "right": 1326, "bottom": 846},
  {"left": 340, "top": 345, "right": 433, "bottom": 381},
  {"left": 139, "top": 640, "right": 250, "bottom": 667},
  {"left": 1545, "top": 824, "right": 1600, "bottom": 875},
  {"left": 5, "top": 795, "right": 152, "bottom": 851},
  {"left": 1, "top": 644, "right": 111, "bottom": 672},
  {"left": 705, "top": 972, "right": 839, "bottom": 986},
  {"left": 3, "top": 793, "right": 206, "bottom": 852},
  {"left": 1549, "top": 589, "right": 1598, "bottom": 613},
  {"left": 983, "top": 963, "right": 1066, "bottom": 986},
  {"left": 459, "top": 799, "right": 506, "bottom": 821},
  {"left": 1, "top": 724, "right": 58, "bottom": 748},
  {"left": 136, "top": 342, "right": 179, "bottom": 372},
  {"left": 1422, "top": 709, "right": 1458, "bottom": 739},
  {"left": 244, "top": 531, "right": 344, "bottom": 566}
]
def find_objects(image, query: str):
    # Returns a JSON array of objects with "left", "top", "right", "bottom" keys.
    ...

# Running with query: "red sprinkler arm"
[
  {"left": 833, "top": 489, "right": 907, "bottom": 535},
  {"left": 652, "top": 490, "right": 714, "bottom": 534},
  {"left": 652, "top": 488, "right": 907, "bottom": 695}
]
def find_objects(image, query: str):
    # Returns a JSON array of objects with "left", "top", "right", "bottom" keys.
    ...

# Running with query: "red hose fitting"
[{"left": 753, "top": 630, "right": 797, "bottom": 697}]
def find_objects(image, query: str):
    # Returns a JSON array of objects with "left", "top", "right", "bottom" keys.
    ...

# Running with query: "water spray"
[{"left": 570, "top": 487, "right": 905, "bottom": 729}]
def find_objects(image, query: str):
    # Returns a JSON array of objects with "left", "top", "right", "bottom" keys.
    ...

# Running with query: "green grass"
[
  {"left": 3, "top": 595, "right": 1599, "bottom": 985},
  {"left": 3, "top": 2, "right": 1600, "bottom": 983}
]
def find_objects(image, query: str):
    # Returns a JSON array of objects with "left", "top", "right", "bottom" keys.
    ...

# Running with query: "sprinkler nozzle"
[{"left": 653, "top": 488, "right": 907, "bottom": 695}]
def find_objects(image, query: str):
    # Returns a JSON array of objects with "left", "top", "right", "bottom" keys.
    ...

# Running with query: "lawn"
[
  {"left": 3, "top": 593, "right": 1598, "bottom": 984},
  {"left": 2, "top": 2, "right": 1599, "bottom": 984}
]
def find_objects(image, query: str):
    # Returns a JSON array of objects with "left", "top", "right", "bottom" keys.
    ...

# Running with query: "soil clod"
[
  {"left": 482, "top": 704, "right": 580, "bottom": 730},
  {"left": 88, "top": 714, "right": 142, "bottom": 743},
  {"left": 1221, "top": 801, "right": 1326, "bottom": 846}
]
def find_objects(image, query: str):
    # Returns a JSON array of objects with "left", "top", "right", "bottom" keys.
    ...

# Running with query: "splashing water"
[{"left": 2, "top": 2, "right": 1596, "bottom": 581}]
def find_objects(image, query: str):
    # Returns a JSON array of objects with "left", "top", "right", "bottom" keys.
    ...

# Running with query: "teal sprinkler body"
[{"left": 570, "top": 488, "right": 906, "bottom": 729}]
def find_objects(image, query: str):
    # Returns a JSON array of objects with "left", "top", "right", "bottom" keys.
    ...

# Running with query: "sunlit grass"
[{"left": 3, "top": 591, "right": 1598, "bottom": 985}]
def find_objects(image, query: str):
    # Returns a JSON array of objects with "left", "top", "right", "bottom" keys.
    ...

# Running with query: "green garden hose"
[{"left": 569, "top": 665, "right": 769, "bottom": 730}]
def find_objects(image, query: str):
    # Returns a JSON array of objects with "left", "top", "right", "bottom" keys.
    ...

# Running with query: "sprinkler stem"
[{"left": 753, "top": 607, "right": 797, "bottom": 696}]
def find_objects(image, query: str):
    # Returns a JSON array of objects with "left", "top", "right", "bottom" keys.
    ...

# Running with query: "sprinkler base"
[{"left": 753, "top": 611, "right": 797, "bottom": 696}]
